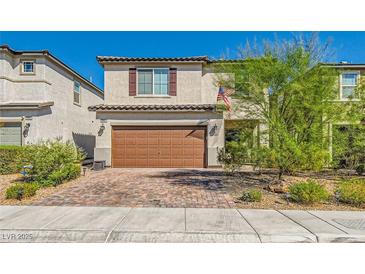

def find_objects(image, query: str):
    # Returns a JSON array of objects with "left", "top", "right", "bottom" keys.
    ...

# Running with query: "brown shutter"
[
  {"left": 169, "top": 68, "right": 177, "bottom": 96},
  {"left": 129, "top": 68, "right": 137, "bottom": 96}
]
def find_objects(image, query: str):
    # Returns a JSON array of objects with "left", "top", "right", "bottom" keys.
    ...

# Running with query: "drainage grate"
[{"left": 333, "top": 218, "right": 365, "bottom": 230}]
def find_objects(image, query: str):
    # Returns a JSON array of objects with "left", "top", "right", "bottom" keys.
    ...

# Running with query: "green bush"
[
  {"left": 240, "top": 189, "right": 262, "bottom": 202},
  {"left": 0, "top": 145, "right": 23, "bottom": 175},
  {"left": 218, "top": 141, "right": 250, "bottom": 173},
  {"left": 5, "top": 183, "right": 40, "bottom": 200},
  {"left": 20, "top": 140, "right": 84, "bottom": 186},
  {"left": 289, "top": 180, "right": 330, "bottom": 204},
  {"left": 48, "top": 163, "right": 81, "bottom": 186},
  {"left": 337, "top": 179, "right": 365, "bottom": 206}
]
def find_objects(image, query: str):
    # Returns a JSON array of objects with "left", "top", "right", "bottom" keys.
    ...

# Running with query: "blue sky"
[{"left": 1, "top": 31, "right": 364, "bottom": 90}]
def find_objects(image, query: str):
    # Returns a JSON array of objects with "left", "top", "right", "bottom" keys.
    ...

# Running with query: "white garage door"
[{"left": 0, "top": 122, "right": 22, "bottom": 146}]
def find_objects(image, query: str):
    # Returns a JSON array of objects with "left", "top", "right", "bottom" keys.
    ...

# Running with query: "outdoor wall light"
[
  {"left": 209, "top": 124, "right": 218, "bottom": 136},
  {"left": 23, "top": 123, "right": 31, "bottom": 138},
  {"left": 98, "top": 124, "right": 105, "bottom": 136}
]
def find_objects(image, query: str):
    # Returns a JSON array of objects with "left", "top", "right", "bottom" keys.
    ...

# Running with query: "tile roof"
[
  {"left": 88, "top": 104, "right": 216, "bottom": 112},
  {"left": 96, "top": 56, "right": 209, "bottom": 63}
]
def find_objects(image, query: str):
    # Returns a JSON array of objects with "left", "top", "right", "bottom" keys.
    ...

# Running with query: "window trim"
[
  {"left": 73, "top": 80, "right": 81, "bottom": 106},
  {"left": 20, "top": 59, "right": 36, "bottom": 75},
  {"left": 340, "top": 71, "right": 360, "bottom": 100},
  {"left": 136, "top": 68, "right": 169, "bottom": 96}
]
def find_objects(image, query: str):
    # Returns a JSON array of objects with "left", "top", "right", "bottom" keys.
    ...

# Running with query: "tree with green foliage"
[
  {"left": 216, "top": 34, "right": 365, "bottom": 179},
  {"left": 332, "top": 124, "right": 365, "bottom": 174}
]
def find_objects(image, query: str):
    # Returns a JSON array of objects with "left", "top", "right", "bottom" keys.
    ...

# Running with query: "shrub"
[
  {"left": 337, "top": 179, "right": 365, "bottom": 206},
  {"left": 0, "top": 145, "right": 23, "bottom": 175},
  {"left": 289, "top": 180, "right": 330, "bottom": 204},
  {"left": 48, "top": 163, "right": 81, "bottom": 186},
  {"left": 5, "top": 183, "right": 40, "bottom": 200},
  {"left": 240, "top": 189, "right": 262, "bottom": 202},
  {"left": 20, "top": 140, "right": 85, "bottom": 184},
  {"left": 356, "top": 164, "right": 365, "bottom": 176},
  {"left": 332, "top": 125, "right": 365, "bottom": 171},
  {"left": 218, "top": 141, "right": 250, "bottom": 173}
]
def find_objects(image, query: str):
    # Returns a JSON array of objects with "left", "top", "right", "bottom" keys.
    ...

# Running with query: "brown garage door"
[{"left": 112, "top": 126, "right": 206, "bottom": 168}]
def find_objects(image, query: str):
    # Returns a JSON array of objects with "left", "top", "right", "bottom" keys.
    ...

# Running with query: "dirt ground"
[{"left": 0, "top": 167, "right": 364, "bottom": 210}]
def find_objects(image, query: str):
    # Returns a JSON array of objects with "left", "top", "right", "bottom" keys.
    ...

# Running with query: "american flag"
[{"left": 217, "top": 86, "right": 234, "bottom": 112}]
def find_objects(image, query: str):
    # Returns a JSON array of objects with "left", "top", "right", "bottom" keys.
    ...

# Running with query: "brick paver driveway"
[{"left": 34, "top": 168, "right": 235, "bottom": 208}]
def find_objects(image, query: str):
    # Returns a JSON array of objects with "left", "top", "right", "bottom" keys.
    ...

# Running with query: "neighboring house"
[
  {"left": 0, "top": 45, "right": 104, "bottom": 159},
  {"left": 326, "top": 63, "right": 365, "bottom": 162},
  {"left": 90, "top": 56, "right": 264, "bottom": 168}
]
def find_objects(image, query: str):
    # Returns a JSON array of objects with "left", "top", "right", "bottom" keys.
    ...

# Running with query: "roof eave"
[{"left": 0, "top": 101, "right": 54, "bottom": 110}]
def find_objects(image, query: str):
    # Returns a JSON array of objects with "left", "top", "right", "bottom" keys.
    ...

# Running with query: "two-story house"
[
  {"left": 89, "top": 56, "right": 265, "bottom": 168},
  {"left": 327, "top": 63, "right": 365, "bottom": 164},
  {"left": 0, "top": 45, "right": 104, "bottom": 158}
]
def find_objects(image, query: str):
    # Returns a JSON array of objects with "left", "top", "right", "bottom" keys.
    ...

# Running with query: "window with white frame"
[
  {"left": 73, "top": 81, "right": 81, "bottom": 105},
  {"left": 137, "top": 68, "right": 169, "bottom": 95},
  {"left": 21, "top": 61, "right": 35, "bottom": 74},
  {"left": 340, "top": 72, "right": 359, "bottom": 99}
]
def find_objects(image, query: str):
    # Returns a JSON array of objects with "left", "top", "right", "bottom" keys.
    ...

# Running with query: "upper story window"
[
  {"left": 137, "top": 68, "right": 169, "bottom": 96},
  {"left": 73, "top": 81, "right": 81, "bottom": 105},
  {"left": 340, "top": 72, "right": 359, "bottom": 99},
  {"left": 21, "top": 60, "right": 35, "bottom": 74}
]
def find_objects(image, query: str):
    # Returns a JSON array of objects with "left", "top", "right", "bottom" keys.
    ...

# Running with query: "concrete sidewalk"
[{"left": 0, "top": 206, "right": 364, "bottom": 243}]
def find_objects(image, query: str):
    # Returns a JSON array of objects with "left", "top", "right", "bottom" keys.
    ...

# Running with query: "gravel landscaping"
[
  {"left": 0, "top": 167, "right": 364, "bottom": 210},
  {"left": 0, "top": 172, "right": 92, "bottom": 206}
]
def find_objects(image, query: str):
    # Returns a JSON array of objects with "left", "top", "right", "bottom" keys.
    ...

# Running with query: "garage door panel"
[
  {"left": 124, "top": 159, "right": 137, "bottom": 167},
  {"left": 125, "top": 148, "right": 137, "bottom": 158},
  {"left": 135, "top": 147, "right": 148, "bottom": 158},
  {"left": 148, "top": 131, "right": 160, "bottom": 137},
  {"left": 171, "top": 148, "right": 183, "bottom": 158},
  {"left": 112, "top": 127, "right": 206, "bottom": 168},
  {"left": 135, "top": 159, "right": 148, "bottom": 166},
  {"left": 125, "top": 138, "right": 136, "bottom": 145},
  {"left": 159, "top": 159, "right": 172, "bottom": 167},
  {"left": 183, "top": 148, "right": 194, "bottom": 156},
  {"left": 171, "top": 159, "right": 184, "bottom": 167},
  {"left": 159, "top": 136, "right": 171, "bottom": 146},
  {"left": 171, "top": 138, "right": 183, "bottom": 145},
  {"left": 183, "top": 138, "right": 194, "bottom": 145},
  {"left": 136, "top": 138, "right": 148, "bottom": 145},
  {"left": 112, "top": 139, "right": 125, "bottom": 145},
  {"left": 113, "top": 160, "right": 125, "bottom": 167},
  {"left": 148, "top": 138, "right": 159, "bottom": 145},
  {"left": 148, "top": 159, "right": 160, "bottom": 167}
]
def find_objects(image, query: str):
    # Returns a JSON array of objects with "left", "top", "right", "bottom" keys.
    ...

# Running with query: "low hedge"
[
  {"left": 337, "top": 179, "right": 365, "bottom": 206},
  {"left": 289, "top": 180, "right": 330, "bottom": 204},
  {"left": 6, "top": 183, "right": 40, "bottom": 200},
  {"left": 0, "top": 145, "right": 23, "bottom": 175}
]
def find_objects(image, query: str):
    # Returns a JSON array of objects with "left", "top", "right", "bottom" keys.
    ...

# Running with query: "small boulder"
[{"left": 265, "top": 180, "right": 289, "bottom": 193}]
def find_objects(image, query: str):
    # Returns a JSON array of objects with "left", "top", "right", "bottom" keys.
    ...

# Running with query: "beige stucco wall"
[
  {"left": 0, "top": 50, "right": 104, "bottom": 158},
  {"left": 93, "top": 111, "right": 224, "bottom": 167},
  {"left": 104, "top": 63, "right": 222, "bottom": 105}
]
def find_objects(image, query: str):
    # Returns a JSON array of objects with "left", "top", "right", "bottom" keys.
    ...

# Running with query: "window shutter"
[
  {"left": 169, "top": 68, "right": 177, "bottom": 96},
  {"left": 129, "top": 68, "right": 137, "bottom": 96}
]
